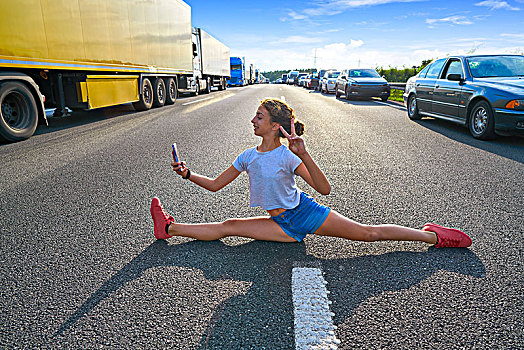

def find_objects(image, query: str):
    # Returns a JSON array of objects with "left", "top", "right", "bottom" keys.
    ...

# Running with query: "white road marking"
[
  {"left": 292, "top": 267, "right": 340, "bottom": 350},
  {"left": 281, "top": 96, "right": 286, "bottom": 101},
  {"left": 182, "top": 96, "right": 214, "bottom": 105},
  {"left": 374, "top": 101, "right": 406, "bottom": 111}
]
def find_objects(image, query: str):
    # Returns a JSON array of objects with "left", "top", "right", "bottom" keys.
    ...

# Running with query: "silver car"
[
  {"left": 335, "top": 68, "right": 390, "bottom": 101},
  {"left": 321, "top": 71, "right": 341, "bottom": 94}
]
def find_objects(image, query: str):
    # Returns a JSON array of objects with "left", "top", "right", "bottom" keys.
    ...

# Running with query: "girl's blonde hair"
[{"left": 260, "top": 98, "right": 305, "bottom": 138}]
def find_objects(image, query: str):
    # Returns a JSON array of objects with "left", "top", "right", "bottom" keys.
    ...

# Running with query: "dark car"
[
  {"left": 296, "top": 72, "right": 308, "bottom": 86},
  {"left": 335, "top": 68, "right": 390, "bottom": 101},
  {"left": 309, "top": 71, "right": 323, "bottom": 90},
  {"left": 312, "top": 69, "right": 331, "bottom": 91},
  {"left": 404, "top": 55, "right": 524, "bottom": 139}
]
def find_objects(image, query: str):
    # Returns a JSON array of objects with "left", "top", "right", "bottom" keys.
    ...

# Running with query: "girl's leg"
[
  {"left": 168, "top": 217, "right": 298, "bottom": 243},
  {"left": 315, "top": 210, "right": 437, "bottom": 244}
]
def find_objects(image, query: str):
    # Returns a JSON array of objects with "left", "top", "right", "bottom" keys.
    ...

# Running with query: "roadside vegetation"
[{"left": 389, "top": 89, "right": 404, "bottom": 102}]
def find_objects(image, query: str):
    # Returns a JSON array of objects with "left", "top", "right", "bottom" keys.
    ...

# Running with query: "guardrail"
[{"left": 389, "top": 83, "right": 406, "bottom": 91}]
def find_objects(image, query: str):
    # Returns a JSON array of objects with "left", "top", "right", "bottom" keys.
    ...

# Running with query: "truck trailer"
[
  {"left": 0, "top": 0, "right": 229, "bottom": 142},
  {"left": 189, "top": 27, "right": 230, "bottom": 95}
]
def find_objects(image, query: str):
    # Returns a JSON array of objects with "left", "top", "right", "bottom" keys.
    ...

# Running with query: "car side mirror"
[
  {"left": 341, "top": 76, "right": 347, "bottom": 80},
  {"left": 447, "top": 73, "right": 463, "bottom": 82}
]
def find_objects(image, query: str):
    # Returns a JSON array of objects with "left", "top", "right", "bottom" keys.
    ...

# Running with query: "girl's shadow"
[{"left": 54, "top": 240, "right": 485, "bottom": 348}]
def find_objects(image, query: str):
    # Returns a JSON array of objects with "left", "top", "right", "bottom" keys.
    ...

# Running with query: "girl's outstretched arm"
[{"left": 172, "top": 162, "right": 241, "bottom": 192}]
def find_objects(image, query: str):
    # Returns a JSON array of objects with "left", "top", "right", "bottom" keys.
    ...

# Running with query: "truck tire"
[
  {"left": 204, "top": 77, "right": 211, "bottom": 94},
  {"left": 152, "top": 78, "right": 166, "bottom": 107},
  {"left": 133, "top": 78, "right": 153, "bottom": 111},
  {"left": 164, "top": 78, "right": 177, "bottom": 105},
  {"left": 217, "top": 78, "right": 223, "bottom": 91},
  {"left": 192, "top": 79, "right": 199, "bottom": 96},
  {"left": 0, "top": 82, "right": 39, "bottom": 142}
]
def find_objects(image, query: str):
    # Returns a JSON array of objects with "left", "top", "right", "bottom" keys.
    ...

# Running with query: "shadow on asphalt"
[
  {"left": 34, "top": 104, "right": 139, "bottom": 136},
  {"left": 413, "top": 118, "right": 524, "bottom": 164},
  {"left": 308, "top": 89, "right": 524, "bottom": 163},
  {"left": 309, "top": 89, "right": 401, "bottom": 107},
  {"left": 53, "top": 240, "right": 485, "bottom": 348}
]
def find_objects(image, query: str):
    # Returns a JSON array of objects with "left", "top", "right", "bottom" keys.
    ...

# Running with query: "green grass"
[{"left": 389, "top": 89, "right": 404, "bottom": 102}]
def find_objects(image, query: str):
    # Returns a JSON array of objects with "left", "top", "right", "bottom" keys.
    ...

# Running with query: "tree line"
[{"left": 262, "top": 59, "right": 432, "bottom": 83}]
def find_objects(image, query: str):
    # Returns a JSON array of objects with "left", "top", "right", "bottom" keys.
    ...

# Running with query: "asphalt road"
[{"left": 0, "top": 84, "right": 523, "bottom": 349}]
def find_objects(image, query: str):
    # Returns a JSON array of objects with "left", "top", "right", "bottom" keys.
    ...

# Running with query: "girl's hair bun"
[{"left": 294, "top": 120, "right": 305, "bottom": 136}]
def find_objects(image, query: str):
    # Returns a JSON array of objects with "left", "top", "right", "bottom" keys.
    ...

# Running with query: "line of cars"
[{"left": 289, "top": 68, "right": 391, "bottom": 102}]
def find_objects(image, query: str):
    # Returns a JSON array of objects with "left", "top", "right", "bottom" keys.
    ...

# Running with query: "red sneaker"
[
  {"left": 150, "top": 197, "right": 174, "bottom": 240},
  {"left": 422, "top": 223, "right": 472, "bottom": 248}
]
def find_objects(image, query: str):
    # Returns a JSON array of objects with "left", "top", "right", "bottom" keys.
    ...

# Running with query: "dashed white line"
[
  {"left": 182, "top": 96, "right": 214, "bottom": 105},
  {"left": 292, "top": 267, "right": 340, "bottom": 350},
  {"left": 281, "top": 95, "right": 286, "bottom": 101}
]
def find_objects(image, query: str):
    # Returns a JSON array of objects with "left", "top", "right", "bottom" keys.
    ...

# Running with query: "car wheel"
[
  {"left": 381, "top": 96, "right": 388, "bottom": 102},
  {"left": 468, "top": 100, "right": 496, "bottom": 140},
  {"left": 345, "top": 86, "right": 352, "bottom": 100},
  {"left": 335, "top": 85, "right": 341, "bottom": 98},
  {"left": 407, "top": 94, "right": 421, "bottom": 120}
]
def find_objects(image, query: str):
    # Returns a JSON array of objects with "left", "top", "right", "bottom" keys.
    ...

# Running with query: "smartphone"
[{"left": 172, "top": 143, "right": 180, "bottom": 163}]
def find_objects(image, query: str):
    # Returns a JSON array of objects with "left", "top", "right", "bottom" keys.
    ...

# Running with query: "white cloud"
[
  {"left": 275, "top": 36, "right": 323, "bottom": 44},
  {"left": 474, "top": 0, "right": 520, "bottom": 10},
  {"left": 285, "top": 0, "right": 425, "bottom": 21},
  {"left": 235, "top": 41, "right": 523, "bottom": 72},
  {"left": 501, "top": 33, "right": 524, "bottom": 40},
  {"left": 287, "top": 10, "right": 308, "bottom": 20},
  {"left": 426, "top": 15, "right": 473, "bottom": 25}
]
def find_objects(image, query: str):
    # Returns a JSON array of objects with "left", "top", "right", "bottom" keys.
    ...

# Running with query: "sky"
[{"left": 184, "top": 0, "right": 524, "bottom": 73}]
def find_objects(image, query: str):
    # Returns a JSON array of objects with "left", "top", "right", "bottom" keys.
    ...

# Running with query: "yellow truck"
[{"left": 0, "top": 0, "right": 230, "bottom": 142}]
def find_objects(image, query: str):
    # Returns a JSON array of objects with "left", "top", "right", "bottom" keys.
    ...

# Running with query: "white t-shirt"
[{"left": 232, "top": 145, "right": 302, "bottom": 210}]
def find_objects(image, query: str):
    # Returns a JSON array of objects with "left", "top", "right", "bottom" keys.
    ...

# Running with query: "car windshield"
[
  {"left": 467, "top": 55, "right": 524, "bottom": 78},
  {"left": 349, "top": 69, "right": 381, "bottom": 78},
  {"left": 327, "top": 71, "right": 340, "bottom": 78}
]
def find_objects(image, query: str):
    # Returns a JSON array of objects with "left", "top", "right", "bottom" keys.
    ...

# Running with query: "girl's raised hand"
[{"left": 279, "top": 117, "right": 307, "bottom": 156}]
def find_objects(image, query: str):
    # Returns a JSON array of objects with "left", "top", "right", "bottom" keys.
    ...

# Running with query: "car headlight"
[{"left": 506, "top": 100, "right": 524, "bottom": 110}]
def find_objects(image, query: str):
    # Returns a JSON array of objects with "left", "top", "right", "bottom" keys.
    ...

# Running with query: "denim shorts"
[{"left": 271, "top": 192, "right": 331, "bottom": 242}]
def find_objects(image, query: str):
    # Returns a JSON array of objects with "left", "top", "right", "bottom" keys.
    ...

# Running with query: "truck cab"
[{"left": 228, "top": 57, "right": 247, "bottom": 86}]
